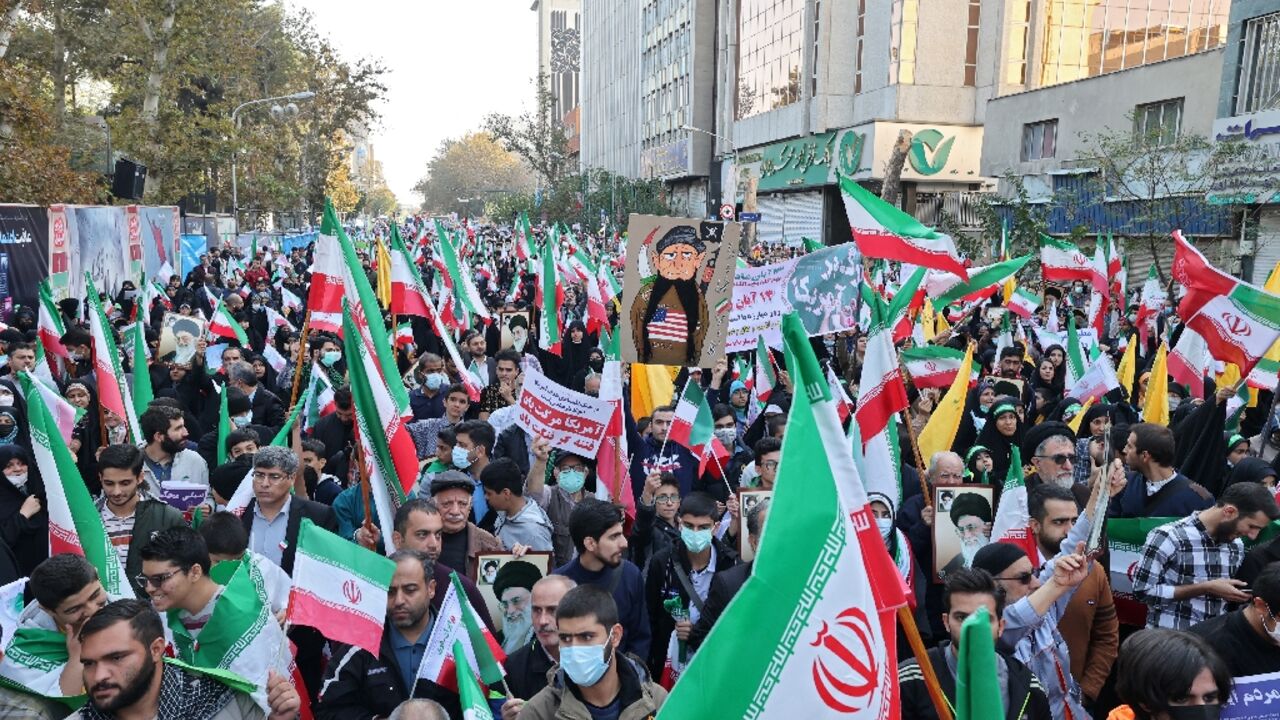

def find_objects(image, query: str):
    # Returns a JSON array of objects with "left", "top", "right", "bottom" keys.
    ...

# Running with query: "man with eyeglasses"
[
  {"left": 137, "top": 526, "right": 224, "bottom": 662},
  {"left": 972, "top": 475, "right": 1098, "bottom": 720},
  {"left": 236, "top": 446, "right": 338, "bottom": 577},
  {"left": 1190, "top": 563, "right": 1280, "bottom": 677}
]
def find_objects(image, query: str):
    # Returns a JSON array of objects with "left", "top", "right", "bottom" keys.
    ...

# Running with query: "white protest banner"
[
  {"left": 726, "top": 243, "right": 863, "bottom": 351},
  {"left": 515, "top": 367, "right": 614, "bottom": 456}
]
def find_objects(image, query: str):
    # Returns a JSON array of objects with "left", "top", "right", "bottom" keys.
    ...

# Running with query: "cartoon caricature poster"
[{"left": 620, "top": 214, "right": 741, "bottom": 367}]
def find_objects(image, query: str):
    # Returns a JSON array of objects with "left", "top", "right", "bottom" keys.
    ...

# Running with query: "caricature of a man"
[{"left": 630, "top": 225, "right": 709, "bottom": 365}]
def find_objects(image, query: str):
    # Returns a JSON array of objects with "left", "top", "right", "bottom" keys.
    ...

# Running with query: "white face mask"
[
  {"left": 4, "top": 473, "right": 27, "bottom": 489},
  {"left": 875, "top": 517, "right": 894, "bottom": 540}
]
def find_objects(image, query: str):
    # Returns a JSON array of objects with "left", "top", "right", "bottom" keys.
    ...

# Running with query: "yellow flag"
[
  {"left": 1066, "top": 397, "right": 1095, "bottom": 434},
  {"left": 921, "top": 299, "right": 936, "bottom": 342},
  {"left": 375, "top": 236, "right": 393, "bottom": 309},
  {"left": 1116, "top": 336, "right": 1137, "bottom": 397},
  {"left": 936, "top": 310, "right": 951, "bottom": 336},
  {"left": 918, "top": 343, "right": 974, "bottom": 462},
  {"left": 629, "top": 363, "right": 677, "bottom": 419},
  {"left": 1144, "top": 342, "right": 1170, "bottom": 426}
]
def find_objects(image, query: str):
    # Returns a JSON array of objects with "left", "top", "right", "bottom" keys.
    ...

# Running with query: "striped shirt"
[
  {"left": 648, "top": 306, "right": 688, "bottom": 342},
  {"left": 95, "top": 492, "right": 156, "bottom": 571}
]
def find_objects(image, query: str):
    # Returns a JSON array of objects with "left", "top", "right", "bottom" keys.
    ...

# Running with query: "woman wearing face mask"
[
  {"left": 1109, "top": 628, "right": 1231, "bottom": 720},
  {"left": 0, "top": 444, "right": 48, "bottom": 578},
  {"left": 869, "top": 493, "right": 932, "bottom": 656},
  {"left": 525, "top": 440, "right": 597, "bottom": 568}
]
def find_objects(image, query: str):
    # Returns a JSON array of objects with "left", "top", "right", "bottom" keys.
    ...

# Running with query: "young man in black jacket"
[{"left": 899, "top": 568, "right": 1051, "bottom": 720}]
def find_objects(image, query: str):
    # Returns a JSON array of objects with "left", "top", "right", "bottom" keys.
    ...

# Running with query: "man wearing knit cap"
[
  {"left": 493, "top": 559, "right": 542, "bottom": 654},
  {"left": 971, "top": 475, "right": 1097, "bottom": 720},
  {"left": 939, "top": 491, "right": 992, "bottom": 578}
]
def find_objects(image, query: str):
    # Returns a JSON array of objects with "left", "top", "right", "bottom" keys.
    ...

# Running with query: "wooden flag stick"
[
  {"left": 898, "top": 406, "right": 931, "bottom": 507},
  {"left": 288, "top": 310, "right": 312, "bottom": 411},
  {"left": 357, "top": 436, "right": 372, "bottom": 529},
  {"left": 898, "top": 605, "right": 954, "bottom": 720}
]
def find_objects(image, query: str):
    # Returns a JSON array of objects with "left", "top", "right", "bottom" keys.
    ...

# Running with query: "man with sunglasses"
[{"left": 971, "top": 473, "right": 1101, "bottom": 720}]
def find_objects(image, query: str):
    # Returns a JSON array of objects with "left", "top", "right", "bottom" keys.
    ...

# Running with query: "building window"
[
  {"left": 854, "top": 0, "right": 866, "bottom": 94},
  {"left": 811, "top": 0, "right": 821, "bottom": 97},
  {"left": 1005, "top": 0, "right": 1030, "bottom": 85},
  {"left": 1036, "top": 0, "right": 1228, "bottom": 89},
  {"left": 1021, "top": 120, "right": 1058, "bottom": 161},
  {"left": 1235, "top": 12, "right": 1280, "bottom": 115},
  {"left": 736, "top": 0, "right": 804, "bottom": 120},
  {"left": 964, "top": 0, "right": 980, "bottom": 86},
  {"left": 889, "top": 0, "right": 919, "bottom": 85},
  {"left": 1134, "top": 98, "right": 1183, "bottom": 146}
]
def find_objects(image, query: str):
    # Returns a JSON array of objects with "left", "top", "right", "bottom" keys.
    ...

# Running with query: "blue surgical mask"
[
  {"left": 426, "top": 373, "right": 444, "bottom": 391},
  {"left": 231, "top": 414, "right": 251, "bottom": 428},
  {"left": 559, "top": 641, "right": 613, "bottom": 687},
  {"left": 557, "top": 468, "right": 586, "bottom": 494},
  {"left": 451, "top": 446, "right": 472, "bottom": 469},
  {"left": 321, "top": 350, "right": 341, "bottom": 367},
  {"left": 680, "top": 526, "right": 713, "bottom": 553}
]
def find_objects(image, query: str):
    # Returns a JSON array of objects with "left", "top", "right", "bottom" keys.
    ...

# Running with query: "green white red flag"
[
  {"left": 856, "top": 321, "right": 909, "bottom": 512},
  {"left": 308, "top": 206, "right": 347, "bottom": 333},
  {"left": 289, "top": 518, "right": 395, "bottom": 656},
  {"left": 453, "top": 640, "right": 495, "bottom": 719},
  {"left": 515, "top": 211, "right": 535, "bottom": 262},
  {"left": 926, "top": 254, "right": 1032, "bottom": 308},
  {"left": 595, "top": 329, "right": 635, "bottom": 518},
  {"left": 26, "top": 386, "right": 134, "bottom": 598},
  {"left": 1065, "top": 352, "right": 1120, "bottom": 403},
  {"left": 536, "top": 234, "right": 563, "bottom": 355},
  {"left": 662, "top": 312, "right": 905, "bottom": 718},
  {"left": 669, "top": 378, "right": 729, "bottom": 477},
  {"left": 990, "top": 445, "right": 1037, "bottom": 562},
  {"left": 1171, "top": 229, "right": 1280, "bottom": 376},
  {"left": 129, "top": 321, "right": 154, "bottom": 420},
  {"left": 16, "top": 370, "right": 81, "bottom": 444},
  {"left": 1168, "top": 326, "right": 1214, "bottom": 399},
  {"left": 838, "top": 175, "right": 967, "bottom": 278},
  {"left": 209, "top": 297, "right": 250, "bottom": 346},
  {"left": 1006, "top": 286, "right": 1041, "bottom": 320},
  {"left": 435, "top": 220, "right": 492, "bottom": 324},
  {"left": 1136, "top": 266, "right": 1166, "bottom": 347},
  {"left": 754, "top": 336, "right": 777, "bottom": 403},
  {"left": 86, "top": 274, "right": 142, "bottom": 444},
  {"left": 416, "top": 573, "right": 505, "bottom": 691},
  {"left": 1038, "top": 234, "right": 1093, "bottom": 283},
  {"left": 389, "top": 223, "right": 434, "bottom": 319},
  {"left": 37, "top": 281, "right": 68, "bottom": 368},
  {"left": 902, "top": 345, "right": 969, "bottom": 389}
]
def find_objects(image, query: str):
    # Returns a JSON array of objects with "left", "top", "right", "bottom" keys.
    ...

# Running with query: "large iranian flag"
[
  {"left": 1038, "top": 234, "right": 1093, "bottom": 283},
  {"left": 343, "top": 303, "right": 417, "bottom": 553},
  {"left": 838, "top": 175, "right": 968, "bottom": 278},
  {"left": 856, "top": 322, "right": 909, "bottom": 512},
  {"left": 434, "top": 220, "right": 492, "bottom": 323},
  {"left": 86, "top": 275, "right": 142, "bottom": 444},
  {"left": 389, "top": 223, "right": 433, "bottom": 319},
  {"left": 926, "top": 254, "right": 1032, "bottom": 308},
  {"left": 416, "top": 574, "right": 506, "bottom": 692},
  {"left": 661, "top": 313, "right": 905, "bottom": 719},
  {"left": 1172, "top": 229, "right": 1280, "bottom": 376},
  {"left": 901, "top": 345, "right": 968, "bottom": 389},
  {"left": 308, "top": 207, "right": 347, "bottom": 333},
  {"left": 289, "top": 519, "right": 395, "bottom": 656},
  {"left": 26, "top": 386, "right": 133, "bottom": 598}
]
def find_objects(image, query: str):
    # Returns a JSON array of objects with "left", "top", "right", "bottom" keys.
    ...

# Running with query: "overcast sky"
[{"left": 289, "top": 0, "right": 539, "bottom": 205}]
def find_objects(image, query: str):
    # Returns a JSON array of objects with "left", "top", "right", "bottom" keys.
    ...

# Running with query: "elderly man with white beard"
[
  {"left": 1023, "top": 421, "right": 1091, "bottom": 510},
  {"left": 492, "top": 560, "right": 542, "bottom": 655},
  {"left": 499, "top": 575, "right": 577, "bottom": 720}
]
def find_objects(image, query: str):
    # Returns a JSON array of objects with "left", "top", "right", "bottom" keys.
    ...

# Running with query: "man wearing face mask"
[
  {"left": 195, "top": 388, "right": 273, "bottom": 467},
  {"left": 519, "top": 585, "right": 666, "bottom": 720},
  {"left": 1190, "top": 563, "right": 1280, "bottom": 678},
  {"left": 641, "top": 492, "right": 737, "bottom": 675},
  {"left": 525, "top": 441, "right": 591, "bottom": 567},
  {"left": 225, "top": 361, "right": 286, "bottom": 433},
  {"left": 409, "top": 353, "right": 448, "bottom": 421},
  {"left": 58, "top": 327, "right": 94, "bottom": 382}
]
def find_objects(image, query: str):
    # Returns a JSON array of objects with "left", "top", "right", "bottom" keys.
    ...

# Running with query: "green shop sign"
[
  {"left": 907, "top": 128, "right": 956, "bottom": 176},
  {"left": 758, "top": 132, "right": 836, "bottom": 191}
]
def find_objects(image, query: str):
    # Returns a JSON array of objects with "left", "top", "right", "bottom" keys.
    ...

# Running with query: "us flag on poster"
[{"left": 649, "top": 306, "right": 688, "bottom": 343}]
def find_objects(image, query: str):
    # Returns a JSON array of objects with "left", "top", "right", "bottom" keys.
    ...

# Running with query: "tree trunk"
[
  {"left": 51, "top": 12, "right": 67, "bottom": 128},
  {"left": 880, "top": 130, "right": 913, "bottom": 206},
  {"left": 0, "top": 3, "right": 20, "bottom": 60},
  {"left": 139, "top": 5, "right": 175, "bottom": 126}
]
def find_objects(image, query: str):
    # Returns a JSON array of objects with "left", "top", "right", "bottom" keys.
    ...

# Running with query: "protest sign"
[
  {"left": 159, "top": 481, "right": 208, "bottom": 512},
  {"left": 159, "top": 313, "right": 206, "bottom": 365},
  {"left": 1225, "top": 671, "right": 1280, "bottom": 719},
  {"left": 620, "top": 215, "right": 740, "bottom": 367},
  {"left": 725, "top": 242, "right": 863, "bottom": 351},
  {"left": 515, "top": 367, "right": 613, "bottom": 457},
  {"left": 0, "top": 204, "right": 50, "bottom": 313}
]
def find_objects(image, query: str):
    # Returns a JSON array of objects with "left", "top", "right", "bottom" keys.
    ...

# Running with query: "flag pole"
[
  {"left": 288, "top": 310, "right": 312, "bottom": 411},
  {"left": 357, "top": 436, "right": 373, "bottom": 530},
  {"left": 898, "top": 605, "right": 954, "bottom": 720}
]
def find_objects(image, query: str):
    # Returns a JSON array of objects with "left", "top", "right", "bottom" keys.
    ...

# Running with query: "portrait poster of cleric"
[{"left": 620, "top": 214, "right": 741, "bottom": 367}]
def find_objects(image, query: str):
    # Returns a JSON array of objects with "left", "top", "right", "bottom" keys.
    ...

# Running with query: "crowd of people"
[{"left": 0, "top": 213, "right": 1275, "bottom": 720}]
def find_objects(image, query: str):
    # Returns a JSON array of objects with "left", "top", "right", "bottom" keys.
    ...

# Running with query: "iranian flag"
[
  {"left": 595, "top": 330, "right": 636, "bottom": 518},
  {"left": 838, "top": 174, "right": 968, "bottom": 278},
  {"left": 1006, "top": 286, "right": 1040, "bottom": 320},
  {"left": 416, "top": 574, "right": 506, "bottom": 692},
  {"left": 86, "top": 275, "right": 142, "bottom": 444},
  {"left": 536, "top": 234, "right": 563, "bottom": 355},
  {"left": 434, "top": 220, "right": 491, "bottom": 323},
  {"left": 1248, "top": 266, "right": 1280, "bottom": 391},
  {"left": 597, "top": 261, "right": 622, "bottom": 305},
  {"left": 453, "top": 640, "right": 496, "bottom": 720},
  {"left": 902, "top": 345, "right": 969, "bottom": 389},
  {"left": 209, "top": 298, "right": 250, "bottom": 346},
  {"left": 389, "top": 224, "right": 434, "bottom": 319},
  {"left": 990, "top": 445, "right": 1037, "bottom": 560},
  {"left": 662, "top": 313, "right": 906, "bottom": 719},
  {"left": 26, "top": 387, "right": 133, "bottom": 598},
  {"left": 289, "top": 519, "right": 395, "bottom": 656},
  {"left": 281, "top": 286, "right": 303, "bottom": 316},
  {"left": 430, "top": 313, "right": 483, "bottom": 403},
  {"left": 308, "top": 205, "right": 348, "bottom": 333},
  {"left": 926, "top": 254, "right": 1032, "bottom": 308},
  {"left": 1089, "top": 235, "right": 1110, "bottom": 296},
  {"left": 1136, "top": 266, "right": 1165, "bottom": 347},
  {"left": 856, "top": 321, "right": 909, "bottom": 511},
  {"left": 215, "top": 383, "right": 232, "bottom": 466},
  {"left": 129, "top": 322, "right": 154, "bottom": 421},
  {"left": 343, "top": 303, "right": 417, "bottom": 553},
  {"left": 1065, "top": 352, "right": 1121, "bottom": 403},
  {"left": 514, "top": 211, "right": 535, "bottom": 262},
  {"left": 394, "top": 322, "right": 414, "bottom": 348},
  {"left": 1171, "top": 229, "right": 1280, "bottom": 376},
  {"left": 183, "top": 558, "right": 293, "bottom": 713},
  {"left": 1038, "top": 234, "right": 1093, "bottom": 283},
  {"left": 1168, "top": 326, "right": 1214, "bottom": 399},
  {"left": 754, "top": 336, "right": 777, "bottom": 403},
  {"left": 1065, "top": 313, "right": 1088, "bottom": 389},
  {"left": 37, "top": 281, "right": 68, "bottom": 366},
  {"left": 669, "top": 379, "right": 730, "bottom": 475}
]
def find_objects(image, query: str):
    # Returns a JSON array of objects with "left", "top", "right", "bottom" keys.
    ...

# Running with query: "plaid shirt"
[{"left": 1131, "top": 513, "right": 1245, "bottom": 630}]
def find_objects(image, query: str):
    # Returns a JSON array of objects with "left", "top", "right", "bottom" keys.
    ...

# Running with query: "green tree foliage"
[
  {"left": 412, "top": 131, "right": 534, "bottom": 217},
  {"left": 482, "top": 74, "right": 570, "bottom": 189}
]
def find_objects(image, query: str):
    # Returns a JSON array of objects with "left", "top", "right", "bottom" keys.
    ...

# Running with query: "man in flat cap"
[
  {"left": 493, "top": 559, "right": 543, "bottom": 654},
  {"left": 939, "top": 491, "right": 993, "bottom": 579},
  {"left": 630, "top": 225, "right": 710, "bottom": 365}
]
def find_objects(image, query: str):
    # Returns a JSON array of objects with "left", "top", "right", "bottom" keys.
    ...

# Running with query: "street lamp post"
[
  {"left": 682, "top": 123, "right": 738, "bottom": 219},
  {"left": 231, "top": 90, "right": 315, "bottom": 235}
]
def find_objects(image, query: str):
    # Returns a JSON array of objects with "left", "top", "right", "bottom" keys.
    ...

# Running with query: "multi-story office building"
[
  {"left": 533, "top": 0, "right": 582, "bottom": 157},
  {"left": 580, "top": 0, "right": 644, "bottom": 178}
]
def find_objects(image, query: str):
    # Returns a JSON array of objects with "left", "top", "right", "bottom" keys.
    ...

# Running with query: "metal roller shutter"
[
  {"left": 755, "top": 194, "right": 786, "bottom": 245},
  {"left": 1253, "top": 207, "right": 1280, "bottom": 285},
  {"left": 783, "top": 191, "right": 824, "bottom": 247}
]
